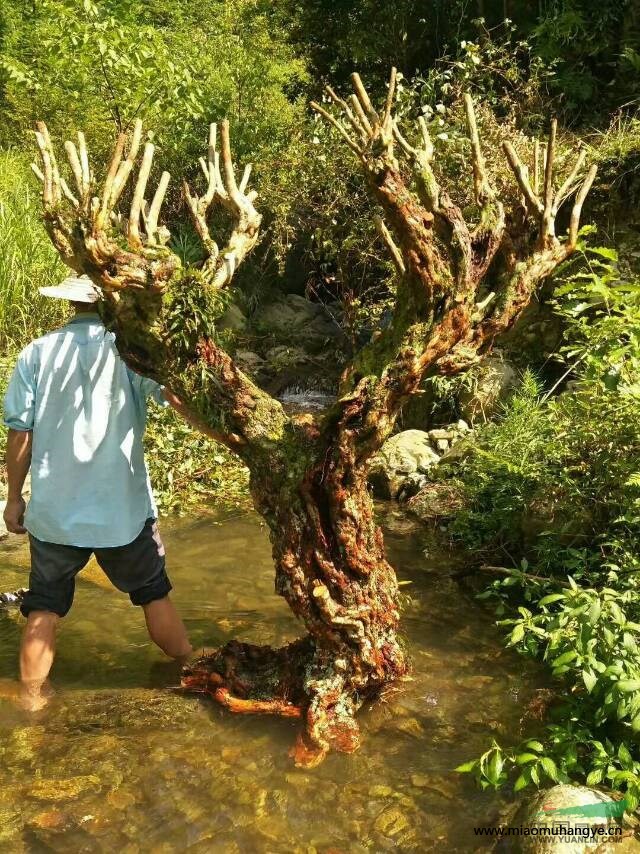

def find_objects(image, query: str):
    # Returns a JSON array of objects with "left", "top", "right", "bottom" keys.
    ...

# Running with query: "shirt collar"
[{"left": 67, "top": 312, "right": 102, "bottom": 325}]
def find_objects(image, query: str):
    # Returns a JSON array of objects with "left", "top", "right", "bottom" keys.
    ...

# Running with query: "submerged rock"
[
  {"left": 29, "top": 775, "right": 101, "bottom": 801},
  {"left": 374, "top": 805, "right": 411, "bottom": 837},
  {"left": 406, "top": 482, "right": 467, "bottom": 523}
]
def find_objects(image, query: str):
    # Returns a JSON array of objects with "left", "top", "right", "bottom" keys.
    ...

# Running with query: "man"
[{"left": 3, "top": 274, "right": 193, "bottom": 710}]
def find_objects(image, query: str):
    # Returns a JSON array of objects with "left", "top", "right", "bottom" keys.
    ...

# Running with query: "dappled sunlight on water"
[{"left": 0, "top": 507, "right": 542, "bottom": 852}]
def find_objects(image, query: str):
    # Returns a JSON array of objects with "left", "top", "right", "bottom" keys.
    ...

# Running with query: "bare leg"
[
  {"left": 20, "top": 611, "right": 58, "bottom": 711},
  {"left": 142, "top": 596, "right": 192, "bottom": 661}
]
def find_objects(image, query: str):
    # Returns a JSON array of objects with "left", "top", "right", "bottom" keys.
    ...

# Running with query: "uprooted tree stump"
[{"left": 31, "top": 69, "right": 596, "bottom": 766}]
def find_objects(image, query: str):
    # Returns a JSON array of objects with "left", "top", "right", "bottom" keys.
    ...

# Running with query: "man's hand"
[
  {"left": 3, "top": 497, "right": 26, "bottom": 534},
  {"left": 4, "top": 429, "right": 32, "bottom": 534}
]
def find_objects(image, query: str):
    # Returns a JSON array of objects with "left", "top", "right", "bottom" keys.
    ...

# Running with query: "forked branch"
[
  {"left": 183, "top": 119, "right": 262, "bottom": 290},
  {"left": 32, "top": 118, "right": 263, "bottom": 297},
  {"left": 313, "top": 70, "right": 598, "bottom": 442},
  {"left": 503, "top": 132, "right": 597, "bottom": 251},
  {"left": 32, "top": 119, "right": 177, "bottom": 291}
]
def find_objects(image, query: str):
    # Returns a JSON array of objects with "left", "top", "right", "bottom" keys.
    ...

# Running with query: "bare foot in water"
[
  {"left": 0, "top": 679, "right": 50, "bottom": 711},
  {"left": 19, "top": 679, "right": 53, "bottom": 712}
]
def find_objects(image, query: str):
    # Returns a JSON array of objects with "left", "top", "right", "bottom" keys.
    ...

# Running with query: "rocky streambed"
[{"left": 0, "top": 507, "right": 547, "bottom": 852}]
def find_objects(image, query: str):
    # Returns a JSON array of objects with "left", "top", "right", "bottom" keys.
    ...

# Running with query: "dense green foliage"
[
  {"left": 1, "top": 0, "right": 637, "bottom": 330},
  {"left": 0, "top": 150, "right": 67, "bottom": 347},
  {"left": 446, "top": 251, "right": 640, "bottom": 799},
  {"left": 287, "top": 1, "right": 639, "bottom": 120}
]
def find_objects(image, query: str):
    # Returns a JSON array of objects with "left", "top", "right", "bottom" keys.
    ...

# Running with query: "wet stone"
[
  {"left": 29, "top": 775, "right": 102, "bottom": 801},
  {"left": 285, "top": 772, "right": 313, "bottom": 786},
  {"left": 374, "top": 805, "right": 411, "bottom": 837},
  {"left": 29, "top": 808, "right": 69, "bottom": 831},
  {"left": 107, "top": 788, "right": 137, "bottom": 809},
  {"left": 391, "top": 717, "right": 426, "bottom": 739},
  {"left": 369, "top": 784, "right": 394, "bottom": 798}
]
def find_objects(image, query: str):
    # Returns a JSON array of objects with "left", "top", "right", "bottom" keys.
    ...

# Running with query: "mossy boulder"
[
  {"left": 458, "top": 353, "right": 518, "bottom": 424},
  {"left": 369, "top": 430, "right": 440, "bottom": 499}
]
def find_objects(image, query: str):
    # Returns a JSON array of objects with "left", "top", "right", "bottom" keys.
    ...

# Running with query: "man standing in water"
[{"left": 3, "top": 274, "right": 193, "bottom": 709}]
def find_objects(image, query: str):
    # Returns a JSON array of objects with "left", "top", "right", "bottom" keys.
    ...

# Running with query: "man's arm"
[
  {"left": 162, "top": 389, "right": 244, "bottom": 446},
  {"left": 3, "top": 429, "right": 32, "bottom": 534}
]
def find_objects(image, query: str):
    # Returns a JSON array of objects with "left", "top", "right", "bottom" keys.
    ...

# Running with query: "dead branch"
[
  {"left": 32, "top": 119, "right": 178, "bottom": 291},
  {"left": 183, "top": 120, "right": 262, "bottom": 289}
]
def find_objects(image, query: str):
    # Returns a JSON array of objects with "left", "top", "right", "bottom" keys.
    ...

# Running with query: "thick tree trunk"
[{"left": 182, "top": 412, "right": 408, "bottom": 767}]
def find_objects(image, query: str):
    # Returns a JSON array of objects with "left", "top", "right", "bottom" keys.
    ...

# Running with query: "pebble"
[
  {"left": 369, "top": 785, "right": 394, "bottom": 798},
  {"left": 374, "top": 806, "right": 410, "bottom": 837},
  {"left": 107, "top": 788, "right": 137, "bottom": 809},
  {"left": 29, "top": 809, "right": 68, "bottom": 831},
  {"left": 392, "top": 717, "right": 426, "bottom": 738},
  {"left": 29, "top": 775, "right": 101, "bottom": 801}
]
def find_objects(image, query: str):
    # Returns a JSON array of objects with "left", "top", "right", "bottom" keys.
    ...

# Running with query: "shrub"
[
  {"left": 0, "top": 150, "right": 68, "bottom": 349},
  {"left": 450, "top": 248, "right": 640, "bottom": 796}
]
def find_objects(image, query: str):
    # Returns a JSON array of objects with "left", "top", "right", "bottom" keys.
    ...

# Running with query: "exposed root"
[
  {"left": 290, "top": 731, "right": 328, "bottom": 768},
  {"left": 181, "top": 637, "right": 312, "bottom": 716},
  {"left": 181, "top": 635, "right": 393, "bottom": 767},
  {"left": 212, "top": 687, "right": 302, "bottom": 718}
]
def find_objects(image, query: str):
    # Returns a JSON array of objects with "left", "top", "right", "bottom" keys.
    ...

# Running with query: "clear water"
[
  {"left": 0, "top": 507, "right": 542, "bottom": 852},
  {"left": 278, "top": 386, "right": 335, "bottom": 413}
]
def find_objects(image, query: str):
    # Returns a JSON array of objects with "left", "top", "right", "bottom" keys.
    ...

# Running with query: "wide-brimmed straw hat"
[{"left": 39, "top": 274, "right": 100, "bottom": 303}]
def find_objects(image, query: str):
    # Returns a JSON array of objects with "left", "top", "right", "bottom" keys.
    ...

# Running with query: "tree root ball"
[{"left": 181, "top": 636, "right": 387, "bottom": 767}]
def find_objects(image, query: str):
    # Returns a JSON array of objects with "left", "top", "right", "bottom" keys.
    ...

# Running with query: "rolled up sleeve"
[
  {"left": 127, "top": 367, "right": 169, "bottom": 408},
  {"left": 3, "top": 347, "right": 36, "bottom": 431}
]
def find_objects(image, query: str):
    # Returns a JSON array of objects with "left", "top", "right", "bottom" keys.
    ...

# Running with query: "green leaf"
[
  {"left": 515, "top": 753, "right": 539, "bottom": 765},
  {"left": 509, "top": 624, "right": 525, "bottom": 644},
  {"left": 455, "top": 760, "right": 477, "bottom": 773},
  {"left": 618, "top": 743, "right": 634, "bottom": 770},
  {"left": 524, "top": 741, "right": 544, "bottom": 753},
  {"left": 618, "top": 680, "right": 640, "bottom": 693},
  {"left": 538, "top": 593, "right": 566, "bottom": 607},
  {"left": 553, "top": 650, "right": 578, "bottom": 667},
  {"left": 583, "top": 669, "right": 598, "bottom": 693},
  {"left": 588, "top": 599, "right": 602, "bottom": 624},
  {"left": 589, "top": 246, "right": 618, "bottom": 262},
  {"left": 541, "top": 757, "right": 559, "bottom": 782},
  {"left": 612, "top": 770, "right": 639, "bottom": 785},
  {"left": 586, "top": 768, "right": 604, "bottom": 786},
  {"left": 487, "top": 751, "right": 504, "bottom": 786}
]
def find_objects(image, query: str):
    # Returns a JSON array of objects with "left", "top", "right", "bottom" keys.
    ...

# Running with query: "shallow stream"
[{"left": 0, "top": 507, "right": 542, "bottom": 852}]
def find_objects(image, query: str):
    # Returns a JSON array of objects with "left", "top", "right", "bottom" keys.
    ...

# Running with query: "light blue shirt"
[{"left": 3, "top": 313, "right": 166, "bottom": 548}]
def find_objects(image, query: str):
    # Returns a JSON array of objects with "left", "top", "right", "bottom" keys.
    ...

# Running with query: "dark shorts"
[{"left": 21, "top": 518, "right": 172, "bottom": 618}]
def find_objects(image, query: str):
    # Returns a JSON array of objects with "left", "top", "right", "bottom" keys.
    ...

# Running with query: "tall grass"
[{"left": 0, "top": 150, "right": 68, "bottom": 352}]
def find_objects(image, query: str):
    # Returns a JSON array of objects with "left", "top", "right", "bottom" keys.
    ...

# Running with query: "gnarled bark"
[{"left": 31, "top": 71, "right": 596, "bottom": 765}]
